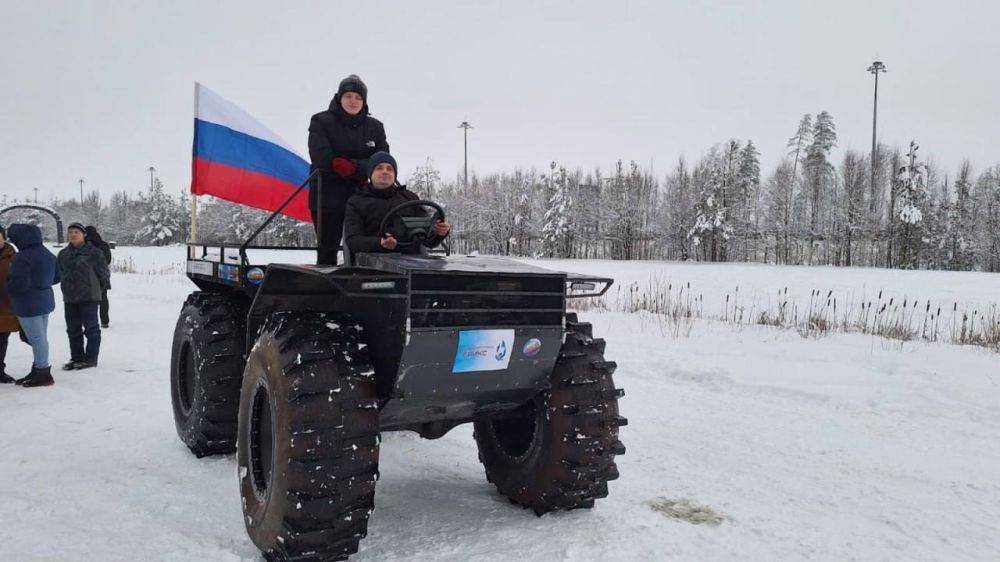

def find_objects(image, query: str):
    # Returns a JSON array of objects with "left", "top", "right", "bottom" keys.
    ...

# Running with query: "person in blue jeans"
[
  {"left": 57, "top": 223, "right": 109, "bottom": 370},
  {"left": 4, "top": 224, "right": 60, "bottom": 387}
]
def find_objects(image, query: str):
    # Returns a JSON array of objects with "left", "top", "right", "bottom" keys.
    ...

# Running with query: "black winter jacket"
[
  {"left": 308, "top": 96, "right": 389, "bottom": 212},
  {"left": 344, "top": 185, "right": 446, "bottom": 254},
  {"left": 57, "top": 242, "right": 110, "bottom": 304},
  {"left": 85, "top": 226, "right": 112, "bottom": 268}
]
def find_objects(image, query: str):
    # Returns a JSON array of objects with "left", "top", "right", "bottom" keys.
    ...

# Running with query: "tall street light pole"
[
  {"left": 867, "top": 60, "right": 887, "bottom": 211},
  {"left": 148, "top": 166, "right": 157, "bottom": 190},
  {"left": 458, "top": 121, "right": 473, "bottom": 187},
  {"left": 79, "top": 178, "right": 85, "bottom": 207},
  {"left": 33, "top": 187, "right": 39, "bottom": 204}
]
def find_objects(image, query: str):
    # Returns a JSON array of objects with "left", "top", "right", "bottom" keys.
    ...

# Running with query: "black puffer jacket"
[
  {"left": 57, "top": 242, "right": 110, "bottom": 304},
  {"left": 344, "top": 185, "right": 446, "bottom": 254},
  {"left": 84, "top": 226, "right": 112, "bottom": 268},
  {"left": 307, "top": 96, "right": 389, "bottom": 212}
]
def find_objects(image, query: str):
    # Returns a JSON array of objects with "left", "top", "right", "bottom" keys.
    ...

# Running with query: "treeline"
[
  {"left": 429, "top": 112, "right": 1000, "bottom": 272},
  {"left": 3, "top": 111, "right": 999, "bottom": 272}
]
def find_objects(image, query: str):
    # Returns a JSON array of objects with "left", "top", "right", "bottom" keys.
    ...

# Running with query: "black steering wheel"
[{"left": 378, "top": 199, "right": 446, "bottom": 250}]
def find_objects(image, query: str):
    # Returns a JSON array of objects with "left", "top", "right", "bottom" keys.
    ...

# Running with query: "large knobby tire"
[
  {"left": 473, "top": 312, "right": 627, "bottom": 515},
  {"left": 237, "top": 311, "right": 379, "bottom": 562},
  {"left": 170, "top": 291, "right": 247, "bottom": 457}
]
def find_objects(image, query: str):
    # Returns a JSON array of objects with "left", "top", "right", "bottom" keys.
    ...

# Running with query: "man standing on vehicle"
[
  {"left": 58, "top": 223, "right": 109, "bottom": 370},
  {"left": 344, "top": 151, "right": 451, "bottom": 255},
  {"left": 308, "top": 74, "right": 389, "bottom": 265}
]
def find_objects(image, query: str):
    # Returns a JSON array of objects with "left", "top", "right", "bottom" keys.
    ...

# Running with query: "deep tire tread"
[
  {"left": 239, "top": 312, "right": 378, "bottom": 562},
  {"left": 474, "top": 313, "right": 625, "bottom": 516},
  {"left": 171, "top": 291, "right": 248, "bottom": 457}
]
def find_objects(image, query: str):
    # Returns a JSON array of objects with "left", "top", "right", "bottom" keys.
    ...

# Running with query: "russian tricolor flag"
[{"left": 191, "top": 83, "right": 312, "bottom": 222}]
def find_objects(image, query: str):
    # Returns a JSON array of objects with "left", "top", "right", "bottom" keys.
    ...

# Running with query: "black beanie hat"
[
  {"left": 68, "top": 222, "right": 86, "bottom": 233},
  {"left": 367, "top": 151, "right": 397, "bottom": 179},
  {"left": 337, "top": 74, "right": 368, "bottom": 101}
]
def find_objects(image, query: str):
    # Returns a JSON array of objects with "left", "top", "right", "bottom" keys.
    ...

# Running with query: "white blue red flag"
[{"left": 191, "top": 83, "right": 312, "bottom": 222}]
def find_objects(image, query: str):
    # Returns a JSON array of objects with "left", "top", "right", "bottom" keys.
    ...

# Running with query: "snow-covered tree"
[
  {"left": 134, "top": 178, "right": 181, "bottom": 245},
  {"left": 736, "top": 140, "right": 761, "bottom": 260},
  {"left": 803, "top": 111, "right": 837, "bottom": 257},
  {"left": 688, "top": 150, "right": 732, "bottom": 261},
  {"left": 408, "top": 157, "right": 442, "bottom": 200},
  {"left": 541, "top": 164, "right": 573, "bottom": 258},
  {"left": 893, "top": 141, "right": 929, "bottom": 269},
  {"left": 765, "top": 159, "right": 796, "bottom": 263},
  {"left": 973, "top": 166, "right": 1000, "bottom": 271},
  {"left": 947, "top": 162, "right": 977, "bottom": 270}
]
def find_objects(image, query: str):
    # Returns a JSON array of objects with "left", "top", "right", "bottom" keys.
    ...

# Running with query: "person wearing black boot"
[
  {"left": 84, "top": 226, "right": 112, "bottom": 328},
  {"left": 4, "top": 224, "right": 59, "bottom": 387},
  {"left": 308, "top": 74, "right": 390, "bottom": 265},
  {"left": 0, "top": 224, "right": 19, "bottom": 384},
  {"left": 57, "top": 223, "right": 109, "bottom": 370}
]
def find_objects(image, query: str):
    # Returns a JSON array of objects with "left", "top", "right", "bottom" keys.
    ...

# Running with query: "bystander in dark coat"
[
  {"left": 0, "top": 225, "right": 20, "bottom": 382},
  {"left": 5, "top": 223, "right": 59, "bottom": 386},
  {"left": 85, "top": 225, "right": 112, "bottom": 327},
  {"left": 58, "top": 222, "right": 109, "bottom": 370}
]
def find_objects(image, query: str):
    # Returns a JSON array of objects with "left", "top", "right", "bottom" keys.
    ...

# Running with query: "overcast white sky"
[{"left": 1, "top": 0, "right": 998, "bottom": 202}]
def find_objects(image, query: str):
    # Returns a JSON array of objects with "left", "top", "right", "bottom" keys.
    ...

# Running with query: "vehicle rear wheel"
[
  {"left": 170, "top": 291, "right": 247, "bottom": 457},
  {"left": 473, "top": 313, "right": 627, "bottom": 515},
  {"left": 237, "top": 311, "right": 379, "bottom": 561}
]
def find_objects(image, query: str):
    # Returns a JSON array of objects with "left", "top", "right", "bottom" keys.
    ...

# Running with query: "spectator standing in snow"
[
  {"left": 57, "top": 222, "right": 109, "bottom": 370},
  {"left": 344, "top": 152, "right": 451, "bottom": 256},
  {"left": 4, "top": 223, "right": 60, "bottom": 387},
  {"left": 0, "top": 224, "right": 20, "bottom": 383},
  {"left": 308, "top": 74, "right": 390, "bottom": 265},
  {"left": 84, "top": 226, "right": 112, "bottom": 328}
]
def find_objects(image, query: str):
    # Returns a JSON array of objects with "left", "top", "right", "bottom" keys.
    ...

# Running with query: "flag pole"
[
  {"left": 189, "top": 193, "right": 199, "bottom": 242},
  {"left": 190, "top": 81, "right": 200, "bottom": 243}
]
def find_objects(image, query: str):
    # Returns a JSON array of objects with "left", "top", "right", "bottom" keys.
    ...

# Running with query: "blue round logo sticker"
[
  {"left": 246, "top": 267, "right": 265, "bottom": 285},
  {"left": 522, "top": 338, "right": 542, "bottom": 357}
]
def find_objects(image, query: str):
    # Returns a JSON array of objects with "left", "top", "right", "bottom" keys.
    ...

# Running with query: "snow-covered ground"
[{"left": 2, "top": 247, "right": 999, "bottom": 561}]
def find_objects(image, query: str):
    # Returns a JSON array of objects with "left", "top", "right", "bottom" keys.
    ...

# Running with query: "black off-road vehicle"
[{"left": 170, "top": 195, "right": 626, "bottom": 561}]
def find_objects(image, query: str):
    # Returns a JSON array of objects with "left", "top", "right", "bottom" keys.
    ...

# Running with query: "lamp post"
[
  {"left": 79, "top": 178, "right": 85, "bottom": 207},
  {"left": 458, "top": 121, "right": 473, "bottom": 188},
  {"left": 148, "top": 166, "right": 157, "bottom": 190},
  {"left": 867, "top": 60, "right": 887, "bottom": 212}
]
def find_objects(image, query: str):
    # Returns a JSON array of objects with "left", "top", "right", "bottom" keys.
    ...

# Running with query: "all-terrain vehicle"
[{"left": 171, "top": 190, "right": 626, "bottom": 561}]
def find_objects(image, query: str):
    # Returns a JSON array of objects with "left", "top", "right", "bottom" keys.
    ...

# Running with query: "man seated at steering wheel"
[{"left": 344, "top": 151, "right": 451, "bottom": 255}]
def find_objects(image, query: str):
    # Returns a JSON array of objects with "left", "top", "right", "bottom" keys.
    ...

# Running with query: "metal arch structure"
[{"left": 0, "top": 204, "right": 66, "bottom": 244}]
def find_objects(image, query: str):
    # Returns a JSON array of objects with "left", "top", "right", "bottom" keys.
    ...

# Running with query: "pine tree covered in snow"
[
  {"left": 973, "top": 166, "right": 1000, "bottom": 272},
  {"left": 541, "top": 163, "right": 573, "bottom": 258},
  {"left": 736, "top": 140, "right": 761, "bottom": 260},
  {"left": 688, "top": 149, "right": 732, "bottom": 261},
  {"left": 803, "top": 111, "right": 837, "bottom": 255},
  {"left": 134, "top": 178, "right": 181, "bottom": 246},
  {"left": 894, "top": 141, "right": 929, "bottom": 269},
  {"left": 947, "top": 162, "right": 977, "bottom": 270}
]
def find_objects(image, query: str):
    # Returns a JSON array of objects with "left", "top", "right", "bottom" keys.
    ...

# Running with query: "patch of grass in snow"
[
  {"left": 110, "top": 256, "right": 137, "bottom": 273},
  {"left": 574, "top": 279, "right": 1000, "bottom": 353},
  {"left": 647, "top": 497, "right": 726, "bottom": 526}
]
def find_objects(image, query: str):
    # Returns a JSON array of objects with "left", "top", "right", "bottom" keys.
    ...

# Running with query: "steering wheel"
[{"left": 378, "top": 200, "right": 446, "bottom": 250}]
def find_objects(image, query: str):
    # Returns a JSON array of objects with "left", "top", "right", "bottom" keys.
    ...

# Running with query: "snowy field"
[{"left": 2, "top": 246, "right": 999, "bottom": 561}]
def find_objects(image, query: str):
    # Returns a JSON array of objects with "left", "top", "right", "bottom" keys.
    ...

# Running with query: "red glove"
[{"left": 332, "top": 157, "right": 356, "bottom": 177}]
